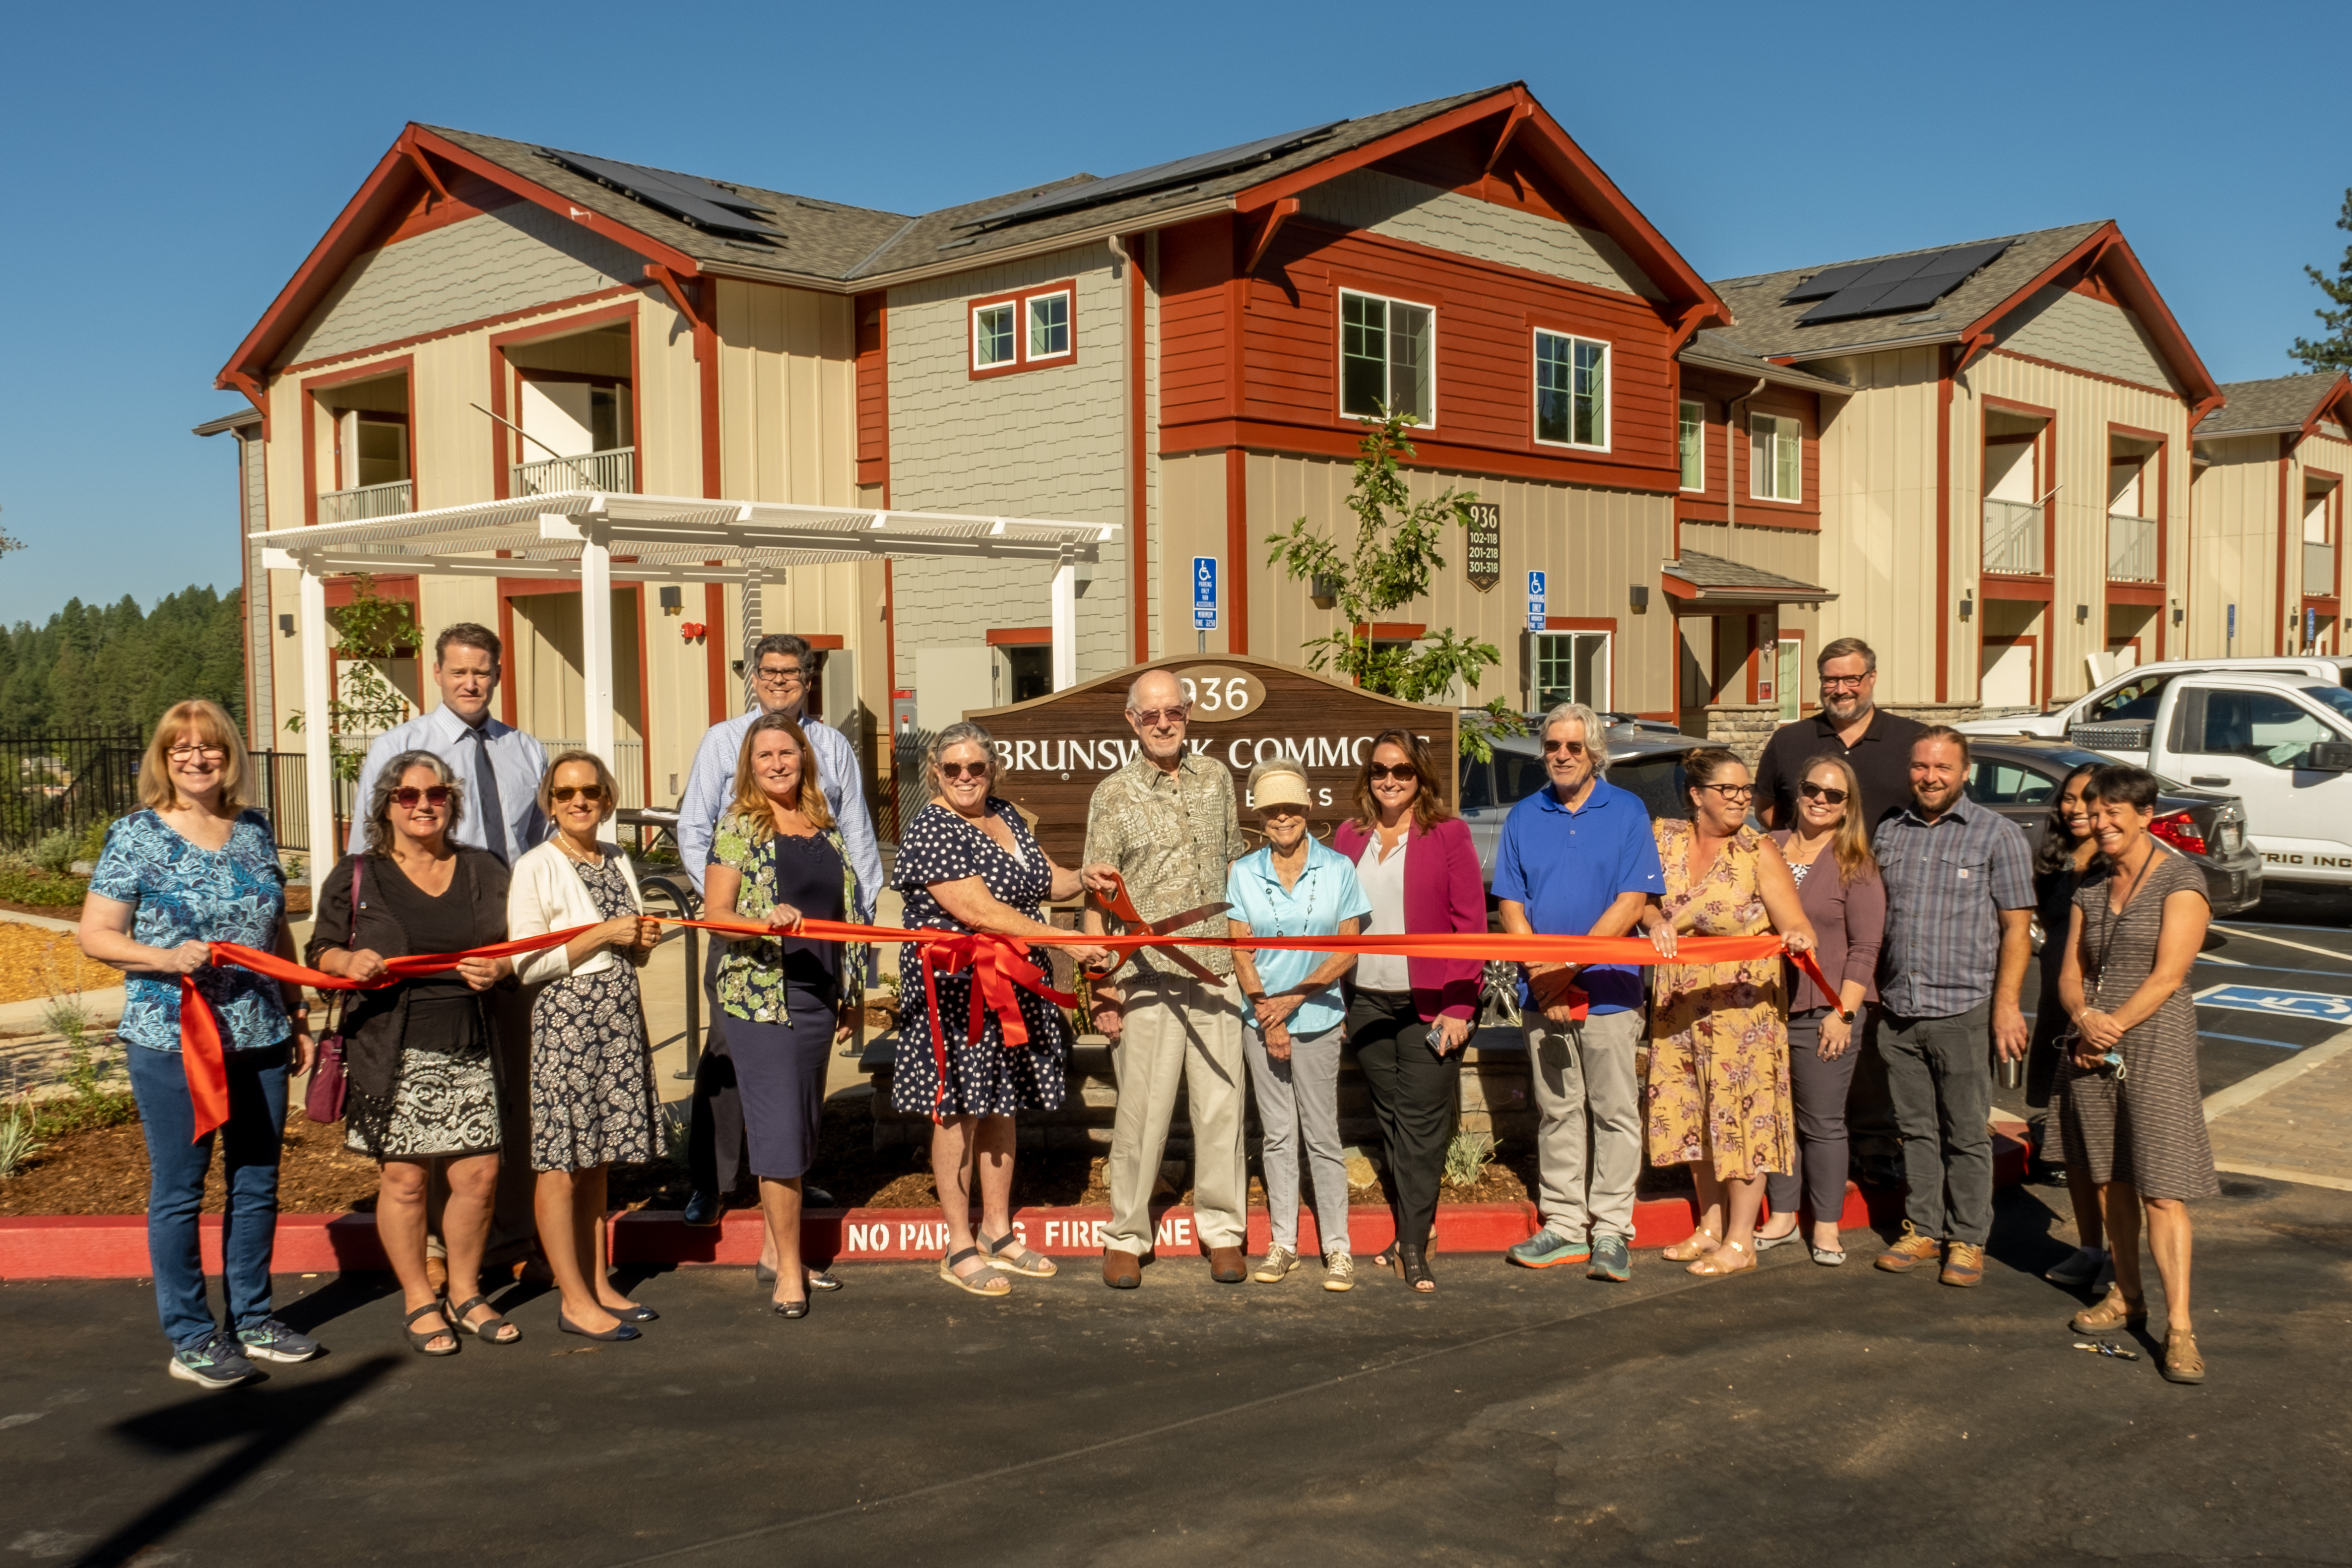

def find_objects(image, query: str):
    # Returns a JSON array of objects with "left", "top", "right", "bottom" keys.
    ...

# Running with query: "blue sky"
[{"left": 0, "top": 0, "right": 2343, "bottom": 624}]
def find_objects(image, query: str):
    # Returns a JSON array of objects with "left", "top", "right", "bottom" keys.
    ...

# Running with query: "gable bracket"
[
  {"left": 644, "top": 262, "right": 712, "bottom": 361},
  {"left": 1482, "top": 97, "right": 1533, "bottom": 174},
  {"left": 1243, "top": 197, "right": 1301, "bottom": 276},
  {"left": 396, "top": 128, "right": 454, "bottom": 206}
]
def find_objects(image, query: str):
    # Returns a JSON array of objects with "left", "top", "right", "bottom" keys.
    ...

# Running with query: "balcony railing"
[
  {"left": 1982, "top": 498, "right": 2043, "bottom": 575},
  {"left": 2307, "top": 540, "right": 2338, "bottom": 596},
  {"left": 2108, "top": 513, "right": 2159, "bottom": 583},
  {"left": 512, "top": 447, "right": 635, "bottom": 497},
  {"left": 318, "top": 479, "right": 413, "bottom": 524},
  {"left": 539, "top": 739, "right": 646, "bottom": 809}
]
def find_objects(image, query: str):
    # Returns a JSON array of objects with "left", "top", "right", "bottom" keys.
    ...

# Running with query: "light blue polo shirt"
[
  {"left": 1492, "top": 777, "right": 1664, "bottom": 1015},
  {"left": 1224, "top": 839, "right": 1373, "bottom": 1038}
]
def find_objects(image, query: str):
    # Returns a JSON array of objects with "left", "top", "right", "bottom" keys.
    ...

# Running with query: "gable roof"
[
  {"left": 1704, "top": 220, "right": 2219, "bottom": 412},
  {"left": 2195, "top": 371, "right": 2352, "bottom": 441},
  {"left": 1678, "top": 329, "right": 1854, "bottom": 397},
  {"left": 1661, "top": 550, "right": 1834, "bottom": 605},
  {"left": 219, "top": 85, "right": 1724, "bottom": 397}
]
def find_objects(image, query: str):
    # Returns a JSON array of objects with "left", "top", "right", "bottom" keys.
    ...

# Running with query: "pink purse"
[{"left": 303, "top": 859, "right": 358, "bottom": 1124}]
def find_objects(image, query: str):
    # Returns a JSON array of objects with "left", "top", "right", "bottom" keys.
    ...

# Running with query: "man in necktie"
[{"left": 347, "top": 624, "right": 551, "bottom": 1278}]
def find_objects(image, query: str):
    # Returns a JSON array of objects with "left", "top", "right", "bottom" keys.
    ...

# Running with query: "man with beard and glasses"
[{"left": 1754, "top": 638, "right": 1926, "bottom": 838}]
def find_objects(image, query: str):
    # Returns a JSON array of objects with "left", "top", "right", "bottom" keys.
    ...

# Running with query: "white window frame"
[
  {"left": 972, "top": 301, "right": 1018, "bottom": 371},
  {"left": 1026, "top": 290, "right": 1072, "bottom": 362},
  {"left": 1532, "top": 329, "right": 1610, "bottom": 452},
  {"left": 1337, "top": 287, "right": 1436, "bottom": 428},
  {"left": 1679, "top": 399, "right": 1705, "bottom": 491},
  {"left": 1750, "top": 412, "right": 1802, "bottom": 503},
  {"left": 1532, "top": 629, "right": 1613, "bottom": 711}
]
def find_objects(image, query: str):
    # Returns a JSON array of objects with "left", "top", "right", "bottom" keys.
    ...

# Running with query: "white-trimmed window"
[
  {"left": 1534, "top": 330, "right": 1608, "bottom": 449},
  {"left": 1534, "top": 630, "right": 1612, "bottom": 710},
  {"left": 1750, "top": 413, "right": 1801, "bottom": 502},
  {"left": 1028, "top": 291, "right": 1070, "bottom": 360},
  {"left": 972, "top": 302, "right": 1017, "bottom": 371},
  {"left": 1339, "top": 289, "right": 1434, "bottom": 424},
  {"left": 1679, "top": 400, "right": 1705, "bottom": 490}
]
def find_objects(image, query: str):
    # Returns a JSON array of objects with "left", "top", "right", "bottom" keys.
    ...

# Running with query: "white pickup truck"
[{"left": 1964, "top": 662, "right": 2352, "bottom": 885}]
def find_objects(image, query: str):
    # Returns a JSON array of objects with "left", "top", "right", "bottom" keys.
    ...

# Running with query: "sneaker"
[
  {"left": 1587, "top": 1233, "right": 1631, "bottom": 1282},
  {"left": 1874, "top": 1222, "right": 1942, "bottom": 1274},
  {"left": 2044, "top": 1245, "right": 2108, "bottom": 1287},
  {"left": 1253, "top": 1245, "right": 1299, "bottom": 1284},
  {"left": 1940, "top": 1241, "right": 1985, "bottom": 1287},
  {"left": 1322, "top": 1249, "right": 1355, "bottom": 1292},
  {"left": 1506, "top": 1231, "right": 1592, "bottom": 1269},
  {"left": 168, "top": 1331, "right": 259, "bottom": 1390},
  {"left": 237, "top": 1317, "right": 323, "bottom": 1364}
]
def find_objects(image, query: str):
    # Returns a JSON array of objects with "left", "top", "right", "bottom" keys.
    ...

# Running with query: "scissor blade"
[{"left": 1145, "top": 900, "right": 1233, "bottom": 935}]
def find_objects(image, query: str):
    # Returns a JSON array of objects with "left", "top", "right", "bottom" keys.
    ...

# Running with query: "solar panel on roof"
[
  {"left": 1781, "top": 261, "right": 1877, "bottom": 303},
  {"left": 1794, "top": 239, "right": 2011, "bottom": 325},
  {"left": 547, "top": 149, "right": 785, "bottom": 243},
  {"left": 963, "top": 121, "right": 1348, "bottom": 231}
]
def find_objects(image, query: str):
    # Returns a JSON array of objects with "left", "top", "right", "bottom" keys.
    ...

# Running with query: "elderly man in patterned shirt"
[{"left": 1081, "top": 668, "right": 1251, "bottom": 1290}]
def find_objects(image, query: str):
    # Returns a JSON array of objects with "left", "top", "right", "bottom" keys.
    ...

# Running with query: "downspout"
[{"left": 1720, "top": 375, "right": 1765, "bottom": 716}]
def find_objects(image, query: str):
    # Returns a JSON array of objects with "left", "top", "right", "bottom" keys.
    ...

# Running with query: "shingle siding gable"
[
  {"left": 1994, "top": 284, "right": 2181, "bottom": 394},
  {"left": 1298, "top": 168, "right": 1662, "bottom": 300}
]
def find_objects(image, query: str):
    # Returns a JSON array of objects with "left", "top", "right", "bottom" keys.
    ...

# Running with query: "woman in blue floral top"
[
  {"left": 703, "top": 713, "right": 862, "bottom": 1319},
  {"left": 79, "top": 700, "right": 323, "bottom": 1390}
]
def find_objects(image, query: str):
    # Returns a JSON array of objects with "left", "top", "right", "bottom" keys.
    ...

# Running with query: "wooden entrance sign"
[{"left": 964, "top": 655, "right": 1459, "bottom": 865}]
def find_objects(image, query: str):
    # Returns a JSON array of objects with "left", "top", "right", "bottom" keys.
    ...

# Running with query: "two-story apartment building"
[
  {"left": 213, "top": 83, "right": 1765, "bottom": 812},
  {"left": 2187, "top": 371, "right": 2352, "bottom": 656},
  {"left": 1701, "top": 222, "right": 2222, "bottom": 717}
]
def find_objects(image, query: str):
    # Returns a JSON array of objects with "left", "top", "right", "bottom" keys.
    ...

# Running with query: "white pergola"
[{"left": 254, "top": 489, "right": 1118, "bottom": 885}]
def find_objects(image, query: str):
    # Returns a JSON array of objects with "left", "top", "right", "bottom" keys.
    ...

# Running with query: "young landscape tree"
[
  {"left": 1263, "top": 409, "right": 1525, "bottom": 759},
  {"left": 283, "top": 575, "right": 423, "bottom": 784},
  {"left": 2291, "top": 188, "right": 2352, "bottom": 375}
]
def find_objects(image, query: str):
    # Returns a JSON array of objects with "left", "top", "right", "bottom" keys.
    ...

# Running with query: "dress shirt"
[
  {"left": 677, "top": 707, "right": 880, "bottom": 918},
  {"left": 346, "top": 706, "right": 548, "bottom": 860},
  {"left": 1224, "top": 839, "right": 1372, "bottom": 1037},
  {"left": 1874, "top": 792, "right": 2034, "bottom": 1018}
]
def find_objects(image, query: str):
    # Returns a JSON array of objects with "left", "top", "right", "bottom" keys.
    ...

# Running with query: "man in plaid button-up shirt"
[{"left": 1081, "top": 669, "right": 1251, "bottom": 1289}]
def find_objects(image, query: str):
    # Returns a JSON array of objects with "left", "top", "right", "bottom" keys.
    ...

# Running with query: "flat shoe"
[
  {"left": 773, "top": 1298, "right": 809, "bottom": 1320},
  {"left": 604, "top": 1304, "right": 658, "bottom": 1324},
  {"left": 1753, "top": 1227, "right": 1802, "bottom": 1252},
  {"left": 557, "top": 1313, "right": 640, "bottom": 1343},
  {"left": 1810, "top": 1245, "right": 1847, "bottom": 1266},
  {"left": 807, "top": 1270, "right": 844, "bottom": 1292}
]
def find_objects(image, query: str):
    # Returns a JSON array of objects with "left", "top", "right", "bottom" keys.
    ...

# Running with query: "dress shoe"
[
  {"left": 682, "top": 1190, "right": 721, "bottom": 1228},
  {"left": 1103, "top": 1250, "right": 1141, "bottom": 1289},
  {"left": 1209, "top": 1246, "right": 1246, "bottom": 1284},
  {"left": 804, "top": 1185, "right": 836, "bottom": 1209}
]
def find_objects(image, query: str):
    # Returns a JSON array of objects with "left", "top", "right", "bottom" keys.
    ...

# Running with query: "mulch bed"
[
  {"left": 0, "top": 921, "right": 121, "bottom": 1007},
  {"left": 0, "top": 901, "right": 85, "bottom": 923}
]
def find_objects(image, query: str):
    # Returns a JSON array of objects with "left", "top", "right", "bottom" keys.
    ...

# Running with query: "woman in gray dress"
[{"left": 2057, "top": 764, "right": 2217, "bottom": 1385}]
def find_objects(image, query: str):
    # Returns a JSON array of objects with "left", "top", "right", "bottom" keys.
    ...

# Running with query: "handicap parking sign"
[
  {"left": 1193, "top": 557, "right": 1218, "bottom": 631},
  {"left": 2198, "top": 983, "right": 2352, "bottom": 1023}
]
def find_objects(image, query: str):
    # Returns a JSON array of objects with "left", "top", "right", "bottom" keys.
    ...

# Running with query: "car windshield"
[{"left": 1999, "top": 746, "right": 2192, "bottom": 795}]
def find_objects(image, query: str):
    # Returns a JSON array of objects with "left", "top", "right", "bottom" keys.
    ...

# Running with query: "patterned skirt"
[
  {"left": 529, "top": 963, "right": 658, "bottom": 1172},
  {"left": 350, "top": 1045, "right": 502, "bottom": 1160}
]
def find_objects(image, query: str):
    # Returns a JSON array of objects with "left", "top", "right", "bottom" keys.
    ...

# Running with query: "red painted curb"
[{"left": 0, "top": 1134, "right": 2025, "bottom": 1282}]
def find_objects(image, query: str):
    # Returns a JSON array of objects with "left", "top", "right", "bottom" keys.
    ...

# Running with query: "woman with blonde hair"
[
  {"left": 1756, "top": 753, "right": 1885, "bottom": 1264},
  {"left": 82, "top": 699, "right": 322, "bottom": 1387},
  {"left": 509, "top": 749, "right": 662, "bottom": 1339},
  {"left": 704, "top": 712, "right": 863, "bottom": 1318}
]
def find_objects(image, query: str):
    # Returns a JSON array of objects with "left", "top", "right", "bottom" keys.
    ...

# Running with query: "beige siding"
[
  {"left": 714, "top": 280, "right": 857, "bottom": 505},
  {"left": 2187, "top": 433, "right": 2284, "bottom": 656},
  {"left": 885, "top": 245, "right": 1130, "bottom": 687},
  {"left": 1298, "top": 170, "right": 1661, "bottom": 300},
  {"left": 1810, "top": 347, "right": 1947, "bottom": 706},
  {"left": 1994, "top": 286, "right": 2181, "bottom": 395},
  {"left": 278, "top": 207, "right": 641, "bottom": 368},
  {"left": 637, "top": 294, "right": 703, "bottom": 498},
  {"left": 1217, "top": 451, "right": 1676, "bottom": 717}
]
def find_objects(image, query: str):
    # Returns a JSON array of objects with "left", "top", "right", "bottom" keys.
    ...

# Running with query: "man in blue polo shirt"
[{"left": 1494, "top": 703, "right": 1664, "bottom": 1282}]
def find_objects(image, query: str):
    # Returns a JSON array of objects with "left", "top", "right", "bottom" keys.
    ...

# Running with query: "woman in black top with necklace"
[{"left": 2026, "top": 763, "right": 2109, "bottom": 1292}]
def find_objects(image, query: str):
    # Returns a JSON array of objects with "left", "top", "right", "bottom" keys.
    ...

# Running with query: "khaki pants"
[
  {"left": 1105, "top": 972, "right": 1248, "bottom": 1255},
  {"left": 1523, "top": 1007, "right": 1644, "bottom": 1241}
]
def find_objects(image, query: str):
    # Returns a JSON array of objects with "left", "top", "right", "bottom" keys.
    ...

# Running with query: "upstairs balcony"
[
  {"left": 318, "top": 479, "right": 413, "bottom": 524},
  {"left": 513, "top": 447, "right": 634, "bottom": 497},
  {"left": 2107, "top": 513, "right": 2159, "bottom": 583},
  {"left": 2309, "top": 540, "right": 2338, "bottom": 597},
  {"left": 1983, "top": 497, "right": 2042, "bottom": 575}
]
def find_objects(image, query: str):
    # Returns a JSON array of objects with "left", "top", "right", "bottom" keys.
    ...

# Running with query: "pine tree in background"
[
  {"left": 2292, "top": 188, "right": 2352, "bottom": 375},
  {"left": 0, "top": 587, "right": 245, "bottom": 735}
]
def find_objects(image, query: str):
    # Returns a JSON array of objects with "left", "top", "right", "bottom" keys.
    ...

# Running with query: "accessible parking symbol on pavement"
[{"left": 2197, "top": 983, "right": 2352, "bottom": 1023}]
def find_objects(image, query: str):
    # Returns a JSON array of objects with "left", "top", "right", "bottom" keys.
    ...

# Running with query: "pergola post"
[
  {"left": 579, "top": 520, "right": 616, "bottom": 762},
  {"left": 1050, "top": 556, "right": 1078, "bottom": 691},
  {"left": 297, "top": 562, "right": 334, "bottom": 889}
]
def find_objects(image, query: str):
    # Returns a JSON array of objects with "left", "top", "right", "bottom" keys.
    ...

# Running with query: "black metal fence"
[{"left": 0, "top": 733, "right": 320, "bottom": 856}]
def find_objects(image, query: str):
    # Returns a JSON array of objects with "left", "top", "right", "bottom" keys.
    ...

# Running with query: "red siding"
[
  {"left": 1157, "top": 216, "right": 1238, "bottom": 434},
  {"left": 854, "top": 291, "right": 887, "bottom": 494},
  {"left": 1674, "top": 366, "right": 1822, "bottom": 531}
]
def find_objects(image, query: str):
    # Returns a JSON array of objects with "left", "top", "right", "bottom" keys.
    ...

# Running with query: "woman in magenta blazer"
[{"left": 1334, "top": 728, "right": 1485, "bottom": 1293}]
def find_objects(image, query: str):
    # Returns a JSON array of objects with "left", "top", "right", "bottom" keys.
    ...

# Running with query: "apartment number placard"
[{"left": 1464, "top": 502, "right": 1503, "bottom": 592}]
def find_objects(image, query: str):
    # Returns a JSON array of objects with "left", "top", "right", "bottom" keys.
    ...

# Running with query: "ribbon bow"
[{"left": 915, "top": 930, "right": 1078, "bottom": 1120}]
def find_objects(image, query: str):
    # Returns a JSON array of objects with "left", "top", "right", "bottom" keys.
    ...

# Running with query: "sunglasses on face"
[
  {"left": 937, "top": 761, "right": 990, "bottom": 781},
  {"left": 1799, "top": 781, "right": 1850, "bottom": 805},
  {"left": 1128, "top": 707, "right": 1188, "bottom": 727},
  {"left": 551, "top": 784, "right": 606, "bottom": 804},
  {"left": 392, "top": 785, "right": 452, "bottom": 809},
  {"left": 1368, "top": 763, "right": 1419, "bottom": 783},
  {"left": 1541, "top": 740, "right": 1589, "bottom": 757}
]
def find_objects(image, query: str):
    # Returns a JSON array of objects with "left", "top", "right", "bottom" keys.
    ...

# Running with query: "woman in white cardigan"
[{"left": 508, "top": 750, "right": 661, "bottom": 1341}]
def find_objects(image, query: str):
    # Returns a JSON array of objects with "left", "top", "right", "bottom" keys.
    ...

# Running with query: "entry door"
[{"left": 1982, "top": 639, "right": 2036, "bottom": 710}]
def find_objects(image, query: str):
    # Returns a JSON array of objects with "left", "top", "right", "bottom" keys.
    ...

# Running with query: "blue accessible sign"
[
  {"left": 2198, "top": 983, "right": 2352, "bottom": 1023},
  {"left": 1193, "top": 557, "right": 1218, "bottom": 631}
]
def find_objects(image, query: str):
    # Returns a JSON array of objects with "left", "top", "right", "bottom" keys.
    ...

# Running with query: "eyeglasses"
[
  {"left": 550, "top": 784, "right": 606, "bottom": 804},
  {"left": 166, "top": 743, "right": 228, "bottom": 762},
  {"left": 1699, "top": 783, "right": 1757, "bottom": 801},
  {"left": 937, "top": 761, "right": 990, "bottom": 781},
  {"left": 392, "top": 785, "right": 452, "bottom": 808},
  {"left": 1541, "top": 739, "right": 1589, "bottom": 757},
  {"left": 1368, "top": 764, "right": 1419, "bottom": 783},
  {"left": 1128, "top": 705, "right": 1189, "bottom": 727},
  {"left": 1819, "top": 675, "right": 1870, "bottom": 691},
  {"left": 1799, "top": 781, "right": 1850, "bottom": 804},
  {"left": 755, "top": 665, "right": 805, "bottom": 685}
]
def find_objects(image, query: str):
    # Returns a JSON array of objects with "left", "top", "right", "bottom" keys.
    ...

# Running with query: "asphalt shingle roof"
[
  {"left": 1704, "top": 223, "right": 2106, "bottom": 363},
  {"left": 2196, "top": 373, "right": 2346, "bottom": 437},
  {"left": 1678, "top": 329, "right": 1855, "bottom": 395},
  {"left": 1664, "top": 550, "right": 1827, "bottom": 595}
]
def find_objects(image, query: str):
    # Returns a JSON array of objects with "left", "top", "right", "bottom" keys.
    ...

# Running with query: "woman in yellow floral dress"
[{"left": 1640, "top": 748, "right": 1818, "bottom": 1279}]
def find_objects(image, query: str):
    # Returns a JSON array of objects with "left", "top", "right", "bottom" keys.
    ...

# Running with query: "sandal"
[
  {"left": 402, "top": 1301, "right": 459, "bottom": 1357},
  {"left": 2161, "top": 1330, "right": 2206, "bottom": 1385},
  {"left": 1371, "top": 1245, "right": 1400, "bottom": 1277},
  {"left": 938, "top": 1246, "right": 1011, "bottom": 1298},
  {"left": 2070, "top": 1285, "right": 2148, "bottom": 1335},
  {"left": 448, "top": 1295, "right": 521, "bottom": 1344},
  {"left": 1687, "top": 1239, "right": 1755, "bottom": 1278},
  {"left": 1398, "top": 1243, "right": 1437, "bottom": 1293},
  {"left": 1663, "top": 1229, "right": 1722, "bottom": 1262},
  {"left": 979, "top": 1231, "right": 1058, "bottom": 1279}
]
